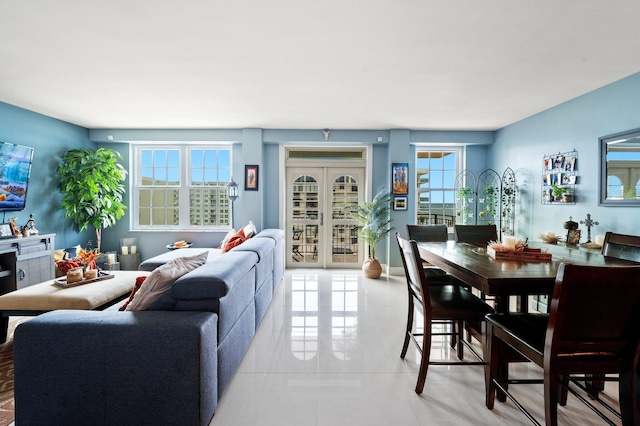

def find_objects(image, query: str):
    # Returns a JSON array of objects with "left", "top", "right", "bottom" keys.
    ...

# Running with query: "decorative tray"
[
  {"left": 166, "top": 243, "right": 192, "bottom": 250},
  {"left": 487, "top": 246, "right": 552, "bottom": 262},
  {"left": 54, "top": 271, "right": 114, "bottom": 288}
]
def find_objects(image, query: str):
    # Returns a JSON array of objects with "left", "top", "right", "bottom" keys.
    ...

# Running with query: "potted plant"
[
  {"left": 348, "top": 188, "right": 395, "bottom": 279},
  {"left": 58, "top": 148, "right": 128, "bottom": 252},
  {"left": 550, "top": 184, "right": 566, "bottom": 202}
]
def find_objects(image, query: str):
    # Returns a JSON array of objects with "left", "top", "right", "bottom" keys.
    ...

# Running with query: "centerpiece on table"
[
  {"left": 55, "top": 247, "right": 102, "bottom": 282},
  {"left": 487, "top": 237, "right": 552, "bottom": 262}
]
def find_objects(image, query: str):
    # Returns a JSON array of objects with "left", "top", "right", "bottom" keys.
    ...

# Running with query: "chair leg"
[
  {"left": 559, "top": 375, "right": 569, "bottom": 406},
  {"left": 618, "top": 367, "right": 636, "bottom": 425},
  {"left": 400, "top": 298, "right": 414, "bottom": 359},
  {"left": 485, "top": 322, "right": 499, "bottom": 409},
  {"left": 450, "top": 321, "right": 457, "bottom": 350},
  {"left": 456, "top": 320, "right": 464, "bottom": 360},
  {"left": 415, "top": 315, "right": 432, "bottom": 394},
  {"left": 544, "top": 369, "right": 560, "bottom": 426}
]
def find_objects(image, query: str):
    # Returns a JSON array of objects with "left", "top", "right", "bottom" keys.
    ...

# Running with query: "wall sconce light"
[{"left": 227, "top": 178, "right": 238, "bottom": 228}]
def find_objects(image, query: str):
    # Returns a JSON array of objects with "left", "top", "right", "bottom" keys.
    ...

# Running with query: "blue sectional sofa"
[{"left": 13, "top": 228, "right": 285, "bottom": 426}]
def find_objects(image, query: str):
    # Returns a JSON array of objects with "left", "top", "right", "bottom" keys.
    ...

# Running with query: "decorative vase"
[{"left": 362, "top": 257, "right": 382, "bottom": 279}]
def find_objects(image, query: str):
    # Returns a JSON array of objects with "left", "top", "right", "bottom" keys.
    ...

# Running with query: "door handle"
[{"left": 320, "top": 212, "right": 324, "bottom": 226}]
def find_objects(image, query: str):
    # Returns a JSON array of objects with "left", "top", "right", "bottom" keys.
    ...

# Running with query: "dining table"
[{"left": 417, "top": 240, "right": 637, "bottom": 313}]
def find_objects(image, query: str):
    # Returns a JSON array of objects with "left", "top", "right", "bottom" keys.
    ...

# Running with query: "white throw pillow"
[
  {"left": 125, "top": 251, "right": 208, "bottom": 311},
  {"left": 243, "top": 220, "right": 257, "bottom": 239},
  {"left": 219, "top": 228, "right": 236, "bottom": 251}
]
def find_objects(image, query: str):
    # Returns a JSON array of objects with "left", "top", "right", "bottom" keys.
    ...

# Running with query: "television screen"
[{"left": 0, "top": 142, "right": 34, "bottom": 212}]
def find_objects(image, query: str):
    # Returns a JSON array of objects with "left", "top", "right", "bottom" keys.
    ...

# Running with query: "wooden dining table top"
[{"left": 417, "top": 241, "right": 637, "bottom": 311}]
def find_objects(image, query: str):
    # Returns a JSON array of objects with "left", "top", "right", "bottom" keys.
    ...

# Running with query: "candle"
[
  {"left": 122, "top": 246, "right": 128, "bottom": 255},
  {"left": 131, "top": 245, "right": 137, "bottom": 254},
  {"left": 107, "top": 253, "right": 116, "bottom": 264},
  {"left": 595, "top": 235, "right": 605, "bottom": 246},
  {"left": 502, "top": 236, "right": 516, "bottom": 249}
]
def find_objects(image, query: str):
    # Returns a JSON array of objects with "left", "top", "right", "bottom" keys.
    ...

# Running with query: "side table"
[{"left": 118, "top": 253, "right": 141, "bottom": 271}]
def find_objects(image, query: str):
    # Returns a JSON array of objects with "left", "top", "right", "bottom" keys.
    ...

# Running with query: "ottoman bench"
[{"left": 0, "top": 270, "right": 147, "bottom": 342}]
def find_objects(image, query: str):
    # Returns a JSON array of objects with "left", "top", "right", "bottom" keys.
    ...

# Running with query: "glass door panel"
[
  {"left": 288, "top": 169, "right": 323, "bottom": 267},
  {"left": 287, "top": 167, "right": 365, "bottom": 268}
]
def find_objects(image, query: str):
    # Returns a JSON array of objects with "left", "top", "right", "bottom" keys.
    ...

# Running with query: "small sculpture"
[
  {"left": 579, "top": 214, "right": 599, "bottom": 244},
  {"left": 22, "top": 213, "right": 38, "bottom": 236}
]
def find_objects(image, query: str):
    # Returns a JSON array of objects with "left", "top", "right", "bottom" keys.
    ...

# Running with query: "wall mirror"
[{"left": 599, "top": 127, "right": 640, "bottom": 206}]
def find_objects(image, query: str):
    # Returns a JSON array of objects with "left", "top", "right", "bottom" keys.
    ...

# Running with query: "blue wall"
[
  {"left": 489, "top": 71, "right": 640, "bottom": 240},
  {"left": 91, "top": 128, "right": 492, "bottom": 264},
  {"left": 0, "top": 101, "right": 94, "bottom": 249}
]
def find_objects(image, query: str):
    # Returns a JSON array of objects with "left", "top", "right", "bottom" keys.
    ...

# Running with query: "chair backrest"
[
  {"left": 396, "top": 233, "right": 431, "bottom": 315},
  {"left": 545, "top": 263, "right": 640, "bottom": 363},
  {"left": 406, "top": 224, "right": 448, "bottom": 242},
  {"left": 453, "top": 224, "right": 498, "bottom": 246},
  {"left": 601, "top": 232, "right": 640, "bottom": 263}
]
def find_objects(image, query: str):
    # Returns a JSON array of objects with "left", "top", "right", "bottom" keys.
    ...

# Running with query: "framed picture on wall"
[
  {"left": 393, "top": 196, "right": 407, "bottom": 211},
  {"left": 392, "top": 163, "right": 409, "bottom": 195},
  {"left": 245, "top": 165, "right": 259, "bottom": 191}
]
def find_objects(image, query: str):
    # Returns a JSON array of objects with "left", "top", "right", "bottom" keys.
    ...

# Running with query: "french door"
[{"left": 286, "top": 167, "right": 365, "bottom": 268}]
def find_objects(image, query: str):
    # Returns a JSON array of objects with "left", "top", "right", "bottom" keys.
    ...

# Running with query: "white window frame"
[
  {"left": 131, "top": 144, "right": 233, "bottom": 231},
  {"left": 414, "top": 146, "right": 464, "bottom": 229}
]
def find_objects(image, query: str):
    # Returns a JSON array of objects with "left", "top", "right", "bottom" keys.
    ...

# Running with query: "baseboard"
[{"left": 386, "top": 266, "right": 404, "bottom": 276}]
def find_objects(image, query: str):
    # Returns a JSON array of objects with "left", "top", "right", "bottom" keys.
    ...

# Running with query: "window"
[
  {"left": 415, "top": 148, "right": 461, "bottom": 227},
  {"left": 133, "top": 145, "right": 232, "bottom": 230}
]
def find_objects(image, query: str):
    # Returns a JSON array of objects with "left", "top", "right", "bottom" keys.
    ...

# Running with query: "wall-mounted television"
[{"left": 0, "top": 142, "right": 34, "bottom": 212}]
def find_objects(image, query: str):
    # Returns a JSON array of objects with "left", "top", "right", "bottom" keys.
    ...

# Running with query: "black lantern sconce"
[{"left": 227, "top": 178, "right": 238, "bottom": 228}]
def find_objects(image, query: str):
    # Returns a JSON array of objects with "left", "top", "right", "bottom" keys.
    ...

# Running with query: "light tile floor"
[{"left": 210, "top": 269, "right": 622, "bottom": 425}]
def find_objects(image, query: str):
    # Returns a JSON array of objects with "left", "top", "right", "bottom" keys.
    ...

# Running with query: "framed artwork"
[
  {"left": 566, "top": 229, "right": 581, "bottom": 245},
  {"left": 393, "top": 196, "right": 407, "bottom": 211},
  {"left": 244, "top": 165, "right": 259, "bottom": 191},
  {"left": 0, "top": 223, "right": 13, "bottom": 239},
  {"left": 392, "top": 163, "right": 409, "bottom": 195}
]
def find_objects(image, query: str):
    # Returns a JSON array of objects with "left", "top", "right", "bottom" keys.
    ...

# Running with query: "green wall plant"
[{"left": 58, "top": 148, "right": 127, "bottom": 252}]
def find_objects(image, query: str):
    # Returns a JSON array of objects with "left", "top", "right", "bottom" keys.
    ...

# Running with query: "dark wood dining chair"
[
  {"left": 406, "top": 224, "right": 453, "bottom": 283},
  {"left": 602, "top": 231, "right": 640, "bottom": 263},
  {"left": 396, "top": 233, "right": 494, "bottom": 394},
  {"left": 485, "top": 262, "right": 640, "bottom": 425},
  {"left": 453, "top": 224, "right": 498, "bottom": 304},
  {"left": 453, "top": 224, "right": 498, "bottom": 246}
]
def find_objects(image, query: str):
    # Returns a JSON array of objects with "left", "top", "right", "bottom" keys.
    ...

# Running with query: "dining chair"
[
  {"left": 485, "top": 262, "right": 640, "bottom": 425},
  {"left": 601, "top": 231, "right": 640, "bottom": 262},
  {"left": 453, "top": 224, "right": 498, "bottom": 246},
  {"left": 396, "top": 233, "right": 494, "bottom": 394},
  {"left": 453, "top": 224, "right": 498, "bottom": 305},
  {"left": 291, "top": 229, "right": 303, "bottom": 261},
  {"left": 406, "top": 224, "right": 454, "bottom": 284}
]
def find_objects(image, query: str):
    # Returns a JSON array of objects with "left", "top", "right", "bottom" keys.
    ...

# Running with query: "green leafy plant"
[
  {"left": 58, "top": 148, "right": 128, "bottom": 252},
  {"left": 457, "top": 186, "right": 472, "bottom": 199},
  {"left": 348, "top": 188, "right": 395, "bottom": 259},
  {"left": 550, "top": 184, "right": 566, "bottom": 199}
]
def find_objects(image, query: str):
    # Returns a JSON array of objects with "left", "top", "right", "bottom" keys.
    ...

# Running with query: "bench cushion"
[{"left": 0, "top": 270, "right": 148, "bottom": 311}]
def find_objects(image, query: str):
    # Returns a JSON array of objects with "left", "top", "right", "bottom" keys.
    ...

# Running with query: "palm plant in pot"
[
  {"left": 58, "top": 148, "right": 128, "bottom": 252},
  {"left": 348, "top": 188, "right": 395, "bottom": 279}
]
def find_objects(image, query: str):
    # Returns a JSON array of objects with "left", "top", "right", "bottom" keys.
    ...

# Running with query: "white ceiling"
[{"left": 1, "top": 0, "right": 639, "bottom": 131}]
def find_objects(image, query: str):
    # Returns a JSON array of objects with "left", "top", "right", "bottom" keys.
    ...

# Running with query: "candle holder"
[
  {"left": 119, "top": 238, "right": 141, "bottom": 270},
  {"left": 120, "top": 238, "right": 138, "bottom": 256}
]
